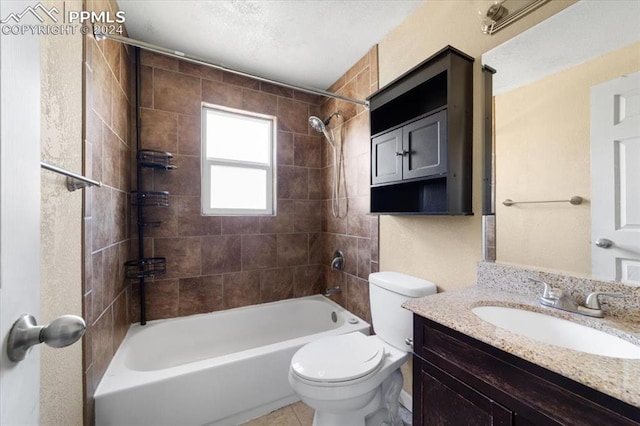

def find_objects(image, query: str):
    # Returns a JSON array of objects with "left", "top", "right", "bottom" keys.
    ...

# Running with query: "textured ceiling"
[{"left": 117, "top": 0, "right": 424, "bottom": 90}]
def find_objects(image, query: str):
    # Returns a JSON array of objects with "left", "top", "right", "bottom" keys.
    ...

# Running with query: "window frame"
[{"left": 201, "top": 103, "right": 277, "bottom": 216}]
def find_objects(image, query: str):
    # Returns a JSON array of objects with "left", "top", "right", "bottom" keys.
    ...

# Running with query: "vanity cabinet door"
[
  {"left": 371, "top": 128, "right": 403, "bottom": 185},
  {"left": 402, "top": 110, "right": 447, "bottom": 180},
  {"left": 415, "top": 356, "right": 512, "bottom": 426}
]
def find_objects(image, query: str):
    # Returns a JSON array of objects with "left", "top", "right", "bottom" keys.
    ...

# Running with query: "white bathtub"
[{"left": 94, "top": 295, "right": 370, "bottom": 426}]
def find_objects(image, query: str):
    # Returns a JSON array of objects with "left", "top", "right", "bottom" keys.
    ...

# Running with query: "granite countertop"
[{"left": 403, "top": 286, "right": 640, "bottom": 408}]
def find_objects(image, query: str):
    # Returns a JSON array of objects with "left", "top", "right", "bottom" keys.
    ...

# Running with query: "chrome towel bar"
[
  {"left": 41, "top": 161, "right": 102, "bottom": 191},
  {"left": 502, "top": 196, "right": 583, "bottom": 207}
]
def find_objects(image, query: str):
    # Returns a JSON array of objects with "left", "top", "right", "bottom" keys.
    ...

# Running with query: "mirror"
[{"left": 482, "top": 0, "right": 640, "bottom": 282}]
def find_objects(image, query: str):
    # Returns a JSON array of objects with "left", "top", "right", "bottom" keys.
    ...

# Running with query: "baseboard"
[{"left": 399, "top": 390, "right": 412, "bottom": 412}]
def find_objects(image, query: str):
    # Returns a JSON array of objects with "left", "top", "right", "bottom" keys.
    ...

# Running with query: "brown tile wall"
[
  {"left": 82, "top": 1, "right": 134, "bottom": 424},
  {"left": 320, "top": 47, "right": 380, "bottom": 325},
  {"left": 135, "top": 50, "right": 326, "bottom": 321}
]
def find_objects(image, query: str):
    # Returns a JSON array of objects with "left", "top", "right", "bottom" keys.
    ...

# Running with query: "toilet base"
[{"left": 311, "top": 369, "right": 404, "bottom": 426}]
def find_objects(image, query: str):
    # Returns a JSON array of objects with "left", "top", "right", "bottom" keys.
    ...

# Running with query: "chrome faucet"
[
  {"left": 324, "top": 286, "right": 341, "bottom": 297},
  {"left": 528, "top": 277, "right": 624, "bottom": 318}
]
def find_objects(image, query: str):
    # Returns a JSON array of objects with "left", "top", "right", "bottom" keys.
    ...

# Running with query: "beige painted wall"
[
  {"left": 495, "top": 42, "right": 640, "bottom": 276},
  {"left": 40, "top": 1, "right": 84, "bottom": 424},
  {"left": 377, "top": 0, "right": 576, "bottom": 291}
]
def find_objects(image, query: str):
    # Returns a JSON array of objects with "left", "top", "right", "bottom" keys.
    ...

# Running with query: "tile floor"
[
  {"left": 242, "top": 401, "right": 313, "bottom": 426},
  {"left": 242, "top": 401, "right": 412, "bottom": 425}
]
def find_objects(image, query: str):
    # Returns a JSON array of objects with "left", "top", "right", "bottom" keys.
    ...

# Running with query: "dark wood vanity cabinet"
[
  {"left": 413, "top": 315, "right": 640, "bottom": 426},
  {"left": 368, "top": 46, "right": 472, "bottom": 215}
]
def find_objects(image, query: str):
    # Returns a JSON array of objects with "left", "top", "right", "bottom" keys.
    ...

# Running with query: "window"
[{"left": 201, "top": 105, "right": 276, "bottom": 215}]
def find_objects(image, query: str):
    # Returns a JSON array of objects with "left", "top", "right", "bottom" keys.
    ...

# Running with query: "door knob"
[
  {"left": 7, "top": 314, "right": 86, "bottom": 362},
  {"left": 595, "top": 238, "right": 614, "bottom": 249}
]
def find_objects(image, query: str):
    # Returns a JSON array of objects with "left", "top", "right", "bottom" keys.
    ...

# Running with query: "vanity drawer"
[{"left": 413, "top": 315, "right": 640, "bottom": 425}]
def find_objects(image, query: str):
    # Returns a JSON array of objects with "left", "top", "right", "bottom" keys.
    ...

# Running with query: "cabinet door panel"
[
  {"left": 417, "top": 358, "right": 512, "bottom": 426},
  {"left": 371, "top": 128, "right": 403, "bottom": 185},
  {"left": 403, "top": 110, "right": 447, "bottom": 180}
]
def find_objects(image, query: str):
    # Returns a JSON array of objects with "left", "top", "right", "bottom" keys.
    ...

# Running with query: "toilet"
[{"left": 288, "top": 272, "right": 436, "bottom": 426}]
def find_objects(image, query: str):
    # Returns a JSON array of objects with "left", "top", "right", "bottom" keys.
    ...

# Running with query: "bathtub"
[{"left": 94, "top": 295, "right": 370, "bottom": 426}]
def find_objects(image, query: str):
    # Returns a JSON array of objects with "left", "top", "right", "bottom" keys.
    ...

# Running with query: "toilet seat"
[{"left": 290, "top": 333, "right": 384, "bottom": 383}]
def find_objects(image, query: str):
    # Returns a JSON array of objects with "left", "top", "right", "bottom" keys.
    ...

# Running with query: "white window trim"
[{"left": 201, "top": 103, "right": 277, "bottom": 216}]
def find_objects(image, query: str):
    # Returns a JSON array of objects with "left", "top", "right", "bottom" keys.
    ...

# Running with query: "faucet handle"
[
  {"left": 584, "top": 292, "right": 624, "bottom": 310},
  {"left": 528, "top": 277, "right": 558, "bottom": 299}
]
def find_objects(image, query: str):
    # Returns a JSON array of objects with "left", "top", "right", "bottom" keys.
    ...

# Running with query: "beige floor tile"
[
  {"left": 291, "top": 401, "right": 314, "bottom": 426},
  {"left": 242, "top": 405, "right": 301, "bottom": 426}
]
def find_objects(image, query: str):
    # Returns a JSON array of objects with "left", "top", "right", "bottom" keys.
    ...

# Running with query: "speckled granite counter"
[{"left": 403, "top": 286, "right": 640, "bottom": 408}]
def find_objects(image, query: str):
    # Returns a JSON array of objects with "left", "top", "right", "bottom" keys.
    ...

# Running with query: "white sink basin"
[{"left": 472, "top": 306, "right": 640, "bottom": 359}]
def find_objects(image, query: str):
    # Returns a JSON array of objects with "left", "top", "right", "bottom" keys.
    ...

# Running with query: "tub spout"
[{"left": 324, "top": 286, "right": 341, "bottom": 297}]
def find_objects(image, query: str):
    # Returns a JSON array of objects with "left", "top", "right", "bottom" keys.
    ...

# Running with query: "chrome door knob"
[
  {"left": 7, "top": 314, "right": 86, "bottom": 362},
  {"left": 595, "top": 238, "right": 614, "bottom": 249}
]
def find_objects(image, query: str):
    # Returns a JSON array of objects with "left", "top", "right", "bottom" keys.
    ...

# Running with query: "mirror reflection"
[{"left": 483, "top": 0, "right": 640, "bottom": 283}]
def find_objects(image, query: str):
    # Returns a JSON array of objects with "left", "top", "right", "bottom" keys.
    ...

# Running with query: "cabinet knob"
[{"left": 395, "top": 150, "right": 409, "bottom": 156}]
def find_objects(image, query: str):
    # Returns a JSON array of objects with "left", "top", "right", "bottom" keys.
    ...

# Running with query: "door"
[
  {"left": 591, "top": 72, "right": 640, "bottom": 284},
  {"left": 403, "top": 109, "right": 448, "bottom": 180},
  {"left": 0, "top": 2, "right": 42, "bottom": 424}
]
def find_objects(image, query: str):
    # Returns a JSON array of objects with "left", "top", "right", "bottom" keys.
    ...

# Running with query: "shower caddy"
[{"left": 124, "top": 149, "right": 175, "bottom": 325}]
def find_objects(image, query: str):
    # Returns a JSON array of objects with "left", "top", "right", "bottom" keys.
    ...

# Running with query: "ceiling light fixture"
[{"left": 477, "top": 0, "right": 550, "bottom": 35}]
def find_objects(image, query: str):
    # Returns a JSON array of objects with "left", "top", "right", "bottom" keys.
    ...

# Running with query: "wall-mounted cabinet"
[{"left": 368, "top": 46, "right": 473, "bottom": 215}]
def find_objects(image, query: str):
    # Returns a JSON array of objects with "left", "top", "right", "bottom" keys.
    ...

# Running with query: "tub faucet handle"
[{"left": 330, "top": 250, "right": 344, "bottom": 271}]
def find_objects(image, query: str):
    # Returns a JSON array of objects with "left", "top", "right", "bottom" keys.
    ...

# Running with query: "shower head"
[
  {"left": 308, "top": 116, "right": 326, "bottom": 133},
  {"left": 309, "top": 111, "right": 342, "bottom": 147},
  {"left": 309, "top": 111, "right": 342, "bottom": 133},
  {"left": 309, "top": 115, "right": 335, "bottom": 147}
]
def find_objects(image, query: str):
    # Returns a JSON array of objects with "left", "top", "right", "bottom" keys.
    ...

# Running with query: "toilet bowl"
[
  {"left": 288, "top": 272, "right": 437, "bottom": 426},
  {"left": 289, "top": 333, "right": 408, "bottom": 426}
]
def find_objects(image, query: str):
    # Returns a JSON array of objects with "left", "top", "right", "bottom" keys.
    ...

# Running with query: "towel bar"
[
  {"left": 502, "top": 196, "right": 583, "bottom": 207},
  {"left": 41, "top": 162, "right": 102, "bottom": 191}
]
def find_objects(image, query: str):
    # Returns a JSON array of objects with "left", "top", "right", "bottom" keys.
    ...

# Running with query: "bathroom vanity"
[{"left": 405, "top": 287, "right": 640, "bottom": 425}]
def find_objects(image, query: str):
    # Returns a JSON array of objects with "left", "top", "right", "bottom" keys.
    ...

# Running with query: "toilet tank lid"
[{"left": 369, "top": 272, "right": 437, "bottom": 297}]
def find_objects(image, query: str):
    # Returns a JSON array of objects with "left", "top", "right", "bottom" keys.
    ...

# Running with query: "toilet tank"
[{"left": 369, "top": 272, "right": 437, "bottom": 352}]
